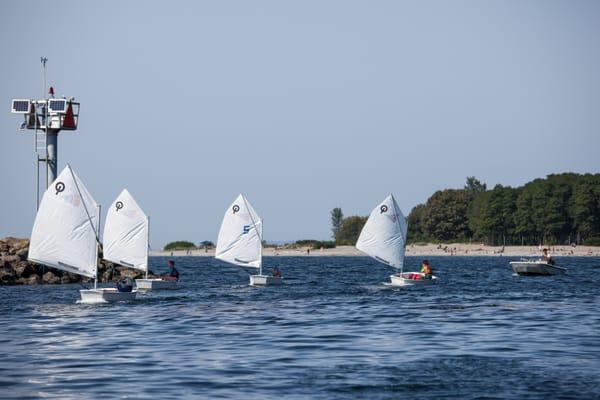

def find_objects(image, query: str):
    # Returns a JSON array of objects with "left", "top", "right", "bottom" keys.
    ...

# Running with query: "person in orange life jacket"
[{"left": 420, "top": 260, "right": 433, "bottom": 279}]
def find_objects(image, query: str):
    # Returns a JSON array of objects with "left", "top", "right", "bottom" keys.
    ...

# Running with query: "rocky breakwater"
[{"left": 0, "top": 237, "right": 156, "bottom": 285}]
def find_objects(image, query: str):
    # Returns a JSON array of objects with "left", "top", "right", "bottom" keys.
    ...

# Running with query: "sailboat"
[
  {"left": 356, "top": 194, "right": 437, "bottom": 286},
  {"left": 103, "top": 189, "right": 174, "bottom": 290},
  {"left": 215, "top": 194, "right": 282, "bottom": 286},
  {"left": 28, "top": 165, "right": 136, "bottom": 303}
]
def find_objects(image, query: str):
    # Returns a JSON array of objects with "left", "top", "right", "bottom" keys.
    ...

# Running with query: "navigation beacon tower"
[{"left": 10, "top": 58, "right": 80, "bottom": 207}]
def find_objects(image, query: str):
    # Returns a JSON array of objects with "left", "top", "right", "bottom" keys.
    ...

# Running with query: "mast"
[
  {"left": 259, "top": 218, "right": 263, "bottom": 276},
  {"left": 241, "top": 194, "right": 263, "bottom": 276},
  {"left": 390, "top": 194, "right": 406, "bottom": 275},
  {"left": 94, "top": 204, "right": 100, "bottom": 290},
  {"left": 69, "top": 165, "right": 101, "bottom": 287},
  {"left": 145, "top": 215, "right": 149, "bottom": 279}
]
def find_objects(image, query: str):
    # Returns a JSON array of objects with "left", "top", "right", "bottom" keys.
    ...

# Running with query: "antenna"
[
  {"left": 41, "top": 57, "right": 47, "bottom": 100},
  {"left": 10, "top": 58, "right": 80, "bottom": 209}
]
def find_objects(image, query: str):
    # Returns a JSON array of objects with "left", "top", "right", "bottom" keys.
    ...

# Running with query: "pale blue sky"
[{"left": 1, "top": 1, "right": 599, "bottom": 248}]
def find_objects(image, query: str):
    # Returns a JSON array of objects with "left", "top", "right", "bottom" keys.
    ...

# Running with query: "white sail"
[
  {"left": 215, "top": 194, "right": 263, "bottom": 269},
  {"left": 103, "top": 189, "right": 148, "bottom": 272},
  {"left": 28, "top": 165, "right": 100, "bottom": 278},
  {"left": 356, "top": 194, "right": 408, "bottom": 269}
]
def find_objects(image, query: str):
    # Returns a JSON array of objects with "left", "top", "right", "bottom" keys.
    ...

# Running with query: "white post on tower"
[{"left": 10, "top": 58, "right": 80, "bottom": 209}]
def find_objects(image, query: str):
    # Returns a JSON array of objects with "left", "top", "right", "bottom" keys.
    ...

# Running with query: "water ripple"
[{"left": 0, "top": 256, "right": 599, "bottom": 399}]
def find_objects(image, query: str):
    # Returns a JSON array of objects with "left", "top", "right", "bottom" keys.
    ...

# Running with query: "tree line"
[
  {"left": 332, "top": 173, "right": 600, "bottom": 246},
  {"left": 164, "top": 240, "right": 214, "bottom": 251}
]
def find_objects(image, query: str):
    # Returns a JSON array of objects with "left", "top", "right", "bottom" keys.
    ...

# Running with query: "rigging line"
[
  {"left": 390, "top": 194, "right": 406, "bottom": 245},
  {"left": 240, "top": 194, "right": 263, "bottom": 274},
  {"left": 390, "top": 194, "right": 407, "bottom": 272},
  {"left": 241, "top": 194, "right": 262, "bottom": 243},
  {"left": 68, "top": 165, "right": 101, "bottom": 245}
]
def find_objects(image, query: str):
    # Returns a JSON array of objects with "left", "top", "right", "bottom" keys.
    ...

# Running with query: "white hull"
[
  {"left": 510, "top": 261, "right": 566, "bottom": 276},
  {"left": 390, "top": 272, "right": 437, "bottom": 287},
  {"left": 135, "top": 278, "right": 179, "bottom": 290},
  {"left": 78, "top": 288, "right": 137, "bottom": 304},
  {"left": 250, "top": 275, "right": 282, "bottom": 286}
]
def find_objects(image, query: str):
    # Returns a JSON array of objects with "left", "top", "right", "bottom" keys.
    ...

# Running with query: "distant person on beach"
[
  {"left": 271, "top": 266, "right": 282, "bottom": 278},
  {"left": 116, "top": 276, "right": 134, "bottom": 292},
  {"left": 420, "top": 260, "right": 433, "bottom": 279},
  {"left": 306, "top": 248, "right": 310, "bottom": 255},
  {"left": 542, "top": 248, "right": 555, "bottom": 265},
  {"left": 162, "top": 260, "right": 179, "bottom": 281}
]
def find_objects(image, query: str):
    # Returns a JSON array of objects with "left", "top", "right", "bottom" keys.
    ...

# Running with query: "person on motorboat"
[
  {"left": 420, "top": 260, "right": 433, "bottom": 279},
  {"left": 116, "top": 276, "right": 134, "bottom": 292},
  {"left": 271, "top": 266, "right": 282, "bottom": 278},
  {"left": 162, "top": 260, "right": 180, "bottom": 281},
  {"left": 542, "top": 248, "right": 555, "bottom": 265}
]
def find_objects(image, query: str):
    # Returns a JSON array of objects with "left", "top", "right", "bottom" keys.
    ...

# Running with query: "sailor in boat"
[
  {"left": 271, "top": 266, "right": 282, "bottom": 278},
  {"left": 404, "top": 260, "right": 433, "bottom": 280},
  {"left": 161, "top": 260, "right": 180, "bottom": 281},
  {"left": 116, "top": 277, "right": 134, "bottom": 292},
  {"left": 420, "top": 260, "right": 433, "bottom": 279},
  {"left": 542, "top": 248, "right": 555, "bottom": 265}
]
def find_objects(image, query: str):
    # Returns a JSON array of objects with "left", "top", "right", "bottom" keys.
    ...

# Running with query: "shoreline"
[{"left": 151, "top": 244, "right": 600, "bottom": 258}]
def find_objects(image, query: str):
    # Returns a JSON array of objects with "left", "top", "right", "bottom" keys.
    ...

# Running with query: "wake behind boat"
[
  {"left": 215, "top": 194, "right": 282, "bottom": 286},
  {"left": 510, "top": 260, "right": 567, "bottom": 276},
  {"left": 28, "top": 165, "right": 136, "bottom": 304},
  {"left": 356, "top": 194, "right": 437, "bottom": 287}
]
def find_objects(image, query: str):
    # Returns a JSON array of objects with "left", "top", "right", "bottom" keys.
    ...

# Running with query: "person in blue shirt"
[
  {"left": 162, "top": 260, "right": 179, "bottom": 281},
  {"left": 116, "top": 276, "right": 134, "bottom": 292}
]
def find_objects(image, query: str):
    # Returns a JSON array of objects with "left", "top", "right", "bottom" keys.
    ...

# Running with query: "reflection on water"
[{"left": 1, "top": 256, "right": 599, "bottom": 399}]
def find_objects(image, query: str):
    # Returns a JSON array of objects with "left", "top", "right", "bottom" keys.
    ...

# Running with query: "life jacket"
[{"left": 421, "top": 265, "right": 432, "bottom": 275}]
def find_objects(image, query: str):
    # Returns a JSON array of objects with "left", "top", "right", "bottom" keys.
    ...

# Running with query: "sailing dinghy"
[
  {"left": 28, "top": 165, "right": 136, "bottom": 303},
  {"left": 356, "top": 194, "right": 437, "bottom": 286},
  {"left": 215, "top": 194, "right": 281, "bottom": 286},
  {"left": 103, "top": 189, "right": 175, "bottom": 290}
]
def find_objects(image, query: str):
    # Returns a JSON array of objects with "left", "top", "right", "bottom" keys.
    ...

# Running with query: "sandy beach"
[{"left": 151, "top": 244, "right": 600, "bottom": 258}]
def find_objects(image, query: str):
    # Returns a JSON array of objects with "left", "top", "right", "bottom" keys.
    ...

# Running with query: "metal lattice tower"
[{"left": 11, "top": 58, "right": 80, "bottom": 208}]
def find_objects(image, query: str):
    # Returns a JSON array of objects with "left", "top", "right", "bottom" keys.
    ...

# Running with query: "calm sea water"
[{"left": 1, "top": 256, "right": 599, "bottom": 399}]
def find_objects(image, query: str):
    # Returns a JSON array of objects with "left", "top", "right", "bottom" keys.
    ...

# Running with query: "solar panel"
[
  {"left": 11, "top": 99, "right": 31, "bottom": 114},
  {"left": 48, "top": 99, "right": 66, "bottom": 113}
]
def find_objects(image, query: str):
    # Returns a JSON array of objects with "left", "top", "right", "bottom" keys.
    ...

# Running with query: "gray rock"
[
  {"left": 43, "top": 271, "right": 61, "bottom": 284},
  {"left": 16, "top": 248, "right": 28, "bottom": 260},
  {"left": 4, "top": 237, "right": 29, "bottom": 251},
  {"left": 14, "top": 261, "right": 36, "bottom": 278},
  {"left": 1, "top": 255, "right": 20, "bottom": 264},
  {"left": 0, "top": 237, "right": 158, "bottom": 285},
  {"left": 0, "top": 267, "right": 16, "bottom": 284},
  {"left": 18, "top": 275, "right": 41, "bottom": 285}
]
